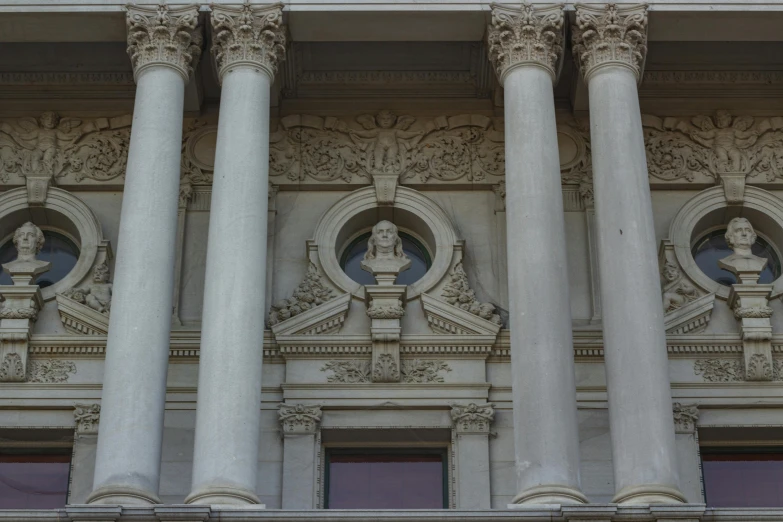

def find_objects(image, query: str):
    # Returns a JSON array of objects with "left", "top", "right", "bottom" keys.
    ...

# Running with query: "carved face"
[
  {"left": 725, "top": 217, "right": 757, "bottom": 250},
  {"left": 93, "top": 263, "right": 110, "bottom": 283},
  {"left": 372, "top": 220, "right": 398, "bottom": 250},
  {"left": 39, "top": 111, "right": 60, "bottom": 130},
  {"left": 376, "top": 111, "right": 396, "bottom": 129},
  {"left": 13, "top": 222, "right": 44, "bottom": 256},
  {"left": 663, "top": 262, "right": 679, "bottom": 282},
  {"left": 715, "top": 110, "right": 732, "bottom": 129}
]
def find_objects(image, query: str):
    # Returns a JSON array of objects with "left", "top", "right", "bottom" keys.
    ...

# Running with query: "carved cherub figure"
[
  {"left": 661, "top": 260, "right": 699, "bottom": 313},
  {"left": 0, "top": 111, "right": 87, "bottom": 176},
  {"left": 690, "top": 110, "right": 758, "bottom": 172},
  {"left": 63, "top": 262, "right": 113, "bottom": 314},
  {"left": 350, "top": 111, "right": 424, "bottom": 172}
]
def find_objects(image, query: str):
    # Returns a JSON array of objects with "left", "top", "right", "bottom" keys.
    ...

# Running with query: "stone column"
[
  {"left": 451, "top": 403, "right": 495, "bottom": 509},
  {"left": 88, "top": 5, "right": 202, "bottom": 506},
  {"left": 487, "top": 5, "right": 587, "bottom": 505},
  {"left": 279, "top": 404, "right": 322, "bottom": 509},
  {"left": 572, "top": 4, "right": 685, "bottom": 504},
  {"left": 185, "top": 4, "right": 286, "bottom": 506}
]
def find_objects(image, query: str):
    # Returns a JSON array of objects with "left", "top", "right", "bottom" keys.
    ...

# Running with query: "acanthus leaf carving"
[
  {"left": 487, "top": 3, "right": 565, "bottom": 82},
  {"left": 0, "top": 352, "right": 24, "bottom": 382},
  {"left": 210, "top": 3, "right": 286, "bottom": 80},
  {"left": 572, "top": 3, "right": 648, "bottom": 81},
  {"left": 450, "top": 403, "right": 495, "bottom": 434},
  {"left": 694, "top": 359, "right": 744, "bottom": 382},
  {"left": 321, "top": 360, "right": 371, "bottom": 384},
  {"left": 372, "top": 353, "right": 400, "bottom": 382},
  {"left": 278, "top": 403, "right": 322, "bottom": 434},
  {"left": 26, "top": 359, "right": 77, "bottom": 383},
  {"left": 400, "top": 360, "right": 451, "bottom": 384},
  {"left": 125, "top": 4, "right": 203, "bottom": 82},
  {"left": 672, "top": 403, "right": 699, "bottom": 434},
  {"left": 747, "top": 352, "right": 774, "bottom": 381},
  {"left": 74, "top": 403, "right": 100, "bottom": 434}
]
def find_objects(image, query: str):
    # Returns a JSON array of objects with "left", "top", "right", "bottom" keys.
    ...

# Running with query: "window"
[
  {"left": 0, "top": 450, "right": 71, "bottom": 508},
  {"left": 702, "top": 448, "right": 783, "bottom": 507},
  {"left": 325, "top": 449, "right": 447, "bottom": 509},
  {"left": 0, "top": 230, "right": 79, "bottom": 288},
  {"left": 340, "top": 231, "right": 431, "bottom": 286},
  {"left": 692, "top": 229, "right": 780, "bottom": 286}
]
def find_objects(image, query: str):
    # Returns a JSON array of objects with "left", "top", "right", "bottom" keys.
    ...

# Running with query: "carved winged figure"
[
  {"left": 0, "top": 112, "right": 91, "bottom": 177},
  {"left": 349, "top": 110, "right": 424, "bottom": 173},
  {"left": 690, "top": 110, "right": 758, "bottom": 173}
]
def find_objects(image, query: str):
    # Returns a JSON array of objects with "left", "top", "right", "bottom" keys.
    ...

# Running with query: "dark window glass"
[
  {"left": 692, "top": 229, "right": 780, "bottom": 286},
  {"left": 340, "top": 232, "right": 431, "bottom": 286},
  {"left": 702, "top": 450, "right": 783, "bottom": 507},
  {"left": 326, "top": 449, "right": 447, "bottom": 509},
  {"left": 0, "top": 231, "right": 79, "bottom": 288},
  {"left": 0, "top": 453, "right": 70, "bottom": 508}
]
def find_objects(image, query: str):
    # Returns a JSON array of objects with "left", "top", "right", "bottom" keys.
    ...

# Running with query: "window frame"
[
  {"left": 323, "top": 447, "right": 449, "bottom": 510},
  {"left": 700, "top": 446, "right": 783, "bottom": 508},
  {"left": 0, "top": 447, "right": 72, "bottom": 509}
]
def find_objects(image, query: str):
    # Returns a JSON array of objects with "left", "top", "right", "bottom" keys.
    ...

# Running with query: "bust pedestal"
[{"left": 365, "top": 284, "right": 406, "bottom": 382}]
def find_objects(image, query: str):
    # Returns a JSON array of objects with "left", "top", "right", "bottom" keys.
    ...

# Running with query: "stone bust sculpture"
[
  {"left": 360, "top": 220, "right": 411, "bottom": 284},
  {"left": 2, "top": 222, "right": 51, "bottom": 284},
  {"left": 718, "top": 217, "right": 767, "bottom": 284}
]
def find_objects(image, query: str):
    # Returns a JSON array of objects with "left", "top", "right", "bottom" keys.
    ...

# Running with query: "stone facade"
[{"left": 1, "top": 1, "right": 783, "bottom": 520}]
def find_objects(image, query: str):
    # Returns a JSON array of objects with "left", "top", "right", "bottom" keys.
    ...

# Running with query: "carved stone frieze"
[
  {"left": 400, "top": 360, "right": 451, "bottom": 383},
  {"left": 734, "top": 305, "right": 774, "bottom": 319},
  {"left": 269, "top": 262, "right": 335, "bottom": 327},
  {"left": 321, "top": 360, "right": 371, "bottom": 384},
  {"left": 125, "top": 4, "right": 203, "bottom": 82},
  {"left": 210, "top": 3, "right": 286, "bottom": 80},
  {"left": 0, "top": 305, "right": 38, "bottom": 320},
  {"left": 26, "top": 359, "right": 77, "bottom": 383},
  {"left": 366, "top": 300, "right": 405, "bottom": 319},
  {"left": 372, "top": 353, "right": 400, "bottom": 382},
  {"left": 572, "top": 3, "right": 648, "bottom": 81},
  {"left": 441, "top": 262, "right": 501, "bottom": 325},
  {"left": 74, "top": 403, "right": 100, "bottom": 434},
  {"left": 672, "top": 403, "right": 699, "bottom": 434},
  {"left": 270, "top": 113, "right": 504, "bottom": 184},
  {"left": 451, "top": 403, "right": 495, "bottom": 434},
  {"left": 696, "top": 357, "right": 782, "bottom": 382},
  {"left": 487, "top": 4, "right": 564, "bottom": 82},
  {"left": 279, "top": 403, "right": 322, "bottom": 434},
  {"left": 0, "top": 113, "right": 131, "bottom": 201}
]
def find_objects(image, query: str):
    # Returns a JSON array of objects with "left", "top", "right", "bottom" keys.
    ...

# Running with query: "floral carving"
[
  {"left": 60, "top": 262, "right": 112, "bottom": 315},
  {"left": 451, "top": 403, "right": 495, "bottom": 433},
  {"left": 441, "top": 262, "right": 501, "bottom": 325},
  {"left": 74, "top": 403, "right": 100, "bottom": 434},
  {"left": 26, "top": 359, "right": 76, "bottom": 383},
  {"left": 747, "top": 353, "right": 774, "bottom": 381},
  {"left": 0, "top": 353, "right": 24, "bottom": 382},
  {"left": 321, "top": 360, "right": 371, "bottom": 384},
  {"left": 268, "top": 263, "right": 334, "bottom": 326},
  {"left": 372, "top": 353, "right": 400, "bottom": 382},
  {"left": 0, "top": 305, "right": 38, "bottom": 320},
  {"left": 643, "top": 111, "right": 783, "bottom": 182},
  {"left": 278, "top": 403, "right": 322, "bottom": 434},
  {"left": 269, "top": 113, "right": 504, "bottom": 183},
  {"left": 400, "top": 360, "right": 451, "bottom": 383},
  {"left": 487, "top": 4, "right": 564, "bottom": 81},
  {"left": 672, "top": 403, "right": 699, "bottom": 433},
  {"left": 125, "top": 4, "right": 203, "bottom": 81},
  {"left": 0, "top": 112, "right": 130, "bottom": 184},
  {"left": 734, "top": 305, "right": 774, "bottom": 319},
  {"left": 661, "top": 261, "right": 700, "bottom": 313},
  {"left": 366, "top": 300, "right": 405, "bottom": 320},
  {"left": 210, "top": 3, "right": 286, "bottom": 80},
  {"left": 694, "top": 359, "right": 744, "bottom": 382},
  {"left": 572, "top": 3, "right": 648, "bottom": 81}
]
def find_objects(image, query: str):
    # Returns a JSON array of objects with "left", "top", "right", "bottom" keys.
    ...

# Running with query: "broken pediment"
[
  {"left": 271, "top": 293, "right": 351, "bottom": 338},
  {"left": 56, "top": 294, "right": 109, "bottom": 336},
  {"left": 420, "top": 293, "right": 501, "bottom": 338}
]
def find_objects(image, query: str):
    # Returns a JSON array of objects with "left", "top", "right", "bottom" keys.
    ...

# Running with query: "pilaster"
[
  {"left": 279, "top": 404, "right": 322, "bottom": 509},
  {"left": 451, "top": 403, "right": 494, "bottom": 509}
]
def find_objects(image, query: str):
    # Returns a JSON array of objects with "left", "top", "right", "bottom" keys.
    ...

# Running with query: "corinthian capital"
[
  {"left": 487, "top": 3, "right": 564, "bottom": 84},
  {"left": 210, "top": 3, "right": 287, "bottom": 81},
  {"left": 126, "top": 4, "right": 203, "bottom": 83},
  {"left": 572, "top": 3, "right": 648, "bottom": 82}
]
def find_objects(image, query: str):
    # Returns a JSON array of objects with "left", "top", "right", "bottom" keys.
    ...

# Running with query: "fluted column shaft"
[
  {"left": 186, "top": 4, "right": 286, "bottom": 506},
  {"left": 88, "top": 5, "right": 202, "bottom": 506},
  {"left": 488, "top": 5, "right": 586, "bottom": 505},
  {"left": 573, "top": 3, "right": 685, "bottom": 504}
]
